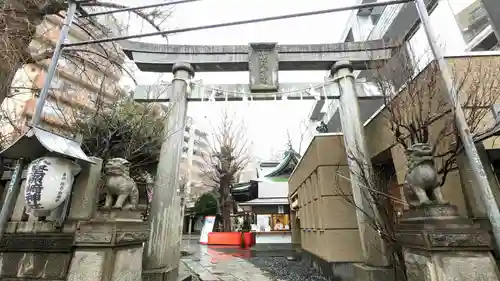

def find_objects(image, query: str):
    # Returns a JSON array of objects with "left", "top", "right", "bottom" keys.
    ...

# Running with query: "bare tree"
[
  {"left": 267, "top": 119, "right": 311, "bottom": 161},
  {"left": 284, "top": 118, "right": 310, "bottom": 155},
  {"left": 368, "top": 44, "right": 500, "bottom": 186},
  {"left": 202, "top": 109, "right": 250, "bottom": 232},
  {"left": 1, "top": 0, "right": 173, "bottom": 105},
  {"left": 334, "top": 146, "right": 408, "bottom": 281}
]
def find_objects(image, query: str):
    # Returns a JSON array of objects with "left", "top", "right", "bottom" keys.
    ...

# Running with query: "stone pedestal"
[
  {"left": 67, "top": 211, "right": 148, "bottom": 281},
  {"left": 0, "top": 222, "right": 74, "bottom": 280},
  {"left": 397, "top": 204, "right": 500, "bottom": 281}
]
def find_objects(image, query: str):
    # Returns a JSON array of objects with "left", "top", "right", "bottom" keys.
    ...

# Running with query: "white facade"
[
  {"left": 306, "top": 0, "right": 499, "bottom": 135},
  {"left": 182, "top": 116, "right": 211, "bottom": 207},
  {"left": 341, "top": 0, "right": 497, "bottom": 51}
]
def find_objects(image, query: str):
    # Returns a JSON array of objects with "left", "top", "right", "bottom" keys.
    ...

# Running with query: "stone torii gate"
[{"left": 121, "top": 40, "right": 396, "bottom": 281}]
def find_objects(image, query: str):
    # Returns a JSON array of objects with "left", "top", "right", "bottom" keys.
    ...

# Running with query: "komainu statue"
[
  {"left": 404, "top": 143, "right": 447, "bottom": 207},
  {"left": 102, "top": 158, "right": 139, "bottom": 210}
]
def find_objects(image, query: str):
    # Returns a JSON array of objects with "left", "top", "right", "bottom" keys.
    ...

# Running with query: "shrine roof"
[{"left": 262, "top": 149, "right": 300, "bottom": 178}]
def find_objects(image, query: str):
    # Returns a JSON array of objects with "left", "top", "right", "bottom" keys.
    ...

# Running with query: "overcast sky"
[
  {"left": 110, "top": 0, "right": 484, "bottom": 160},
  {"left": 115, "top": 0, "right": 354, "bottom": 159}
]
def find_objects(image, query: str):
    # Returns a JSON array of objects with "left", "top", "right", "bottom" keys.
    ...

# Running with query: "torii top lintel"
[{"left": 120, "top": 40, "right": 395, "bottom": 73}]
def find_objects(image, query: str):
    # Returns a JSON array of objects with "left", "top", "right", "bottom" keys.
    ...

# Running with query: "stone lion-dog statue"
[
  {"left": 404, "top": 143, "right": 447, "bottom": 207},
  {"left": 102, "top": 158, "right": 139, "bottom": 210}
]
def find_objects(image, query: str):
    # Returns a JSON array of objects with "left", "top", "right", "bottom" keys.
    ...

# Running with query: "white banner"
[{"left": 199, "top": 216, "right": 216, "bottom": 245}]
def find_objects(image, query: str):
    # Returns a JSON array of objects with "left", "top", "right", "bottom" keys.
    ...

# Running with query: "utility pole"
[
  {"left": 415, "top": 0, "right": 500, "bottom": 251},
  {"left": 32, "top": 1, "right": 77, "bottom": 125}
]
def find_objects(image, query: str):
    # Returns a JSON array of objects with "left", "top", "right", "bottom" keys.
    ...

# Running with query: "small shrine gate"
[{"left": 122, "top": 39, "right": 396, "bottom": 280}]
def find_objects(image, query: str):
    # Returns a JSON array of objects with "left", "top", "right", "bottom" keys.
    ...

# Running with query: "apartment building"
[
  {"left": 306, "top": 0, "right": 500, "bottom": 135},
  {"left": 1, "top": 13, "right": 125, "bottom": 139},
  {"left": 181, "top": 116, "right": 212, "bottom": 208}
]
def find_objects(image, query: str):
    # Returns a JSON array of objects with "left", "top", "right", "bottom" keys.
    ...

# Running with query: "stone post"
[
  {"left": 329, "top": 61, "right": 391, "bottom": 269},
  {"left": 142, "top": 62, "right": 194, "bottom": 281}
]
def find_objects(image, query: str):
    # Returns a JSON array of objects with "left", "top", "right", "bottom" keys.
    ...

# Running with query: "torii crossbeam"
[{"left": 121, "top": 40, "right": 396, "bottom": 73}]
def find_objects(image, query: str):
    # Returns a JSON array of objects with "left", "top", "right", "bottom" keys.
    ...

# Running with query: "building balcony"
[
  {"left": 192, "top": 157, "right": 205, "bottom": 168},
  {"left": 34, "top": 60, "right": 122, "bottom": 100},
  {"left": 34, "top": 17, "right": 124, "bottom": 80},
  {"left": 22, "top": 98, "right": 74, "bottom": 131},
  {"left": 45, "top": 15, "right": 124, "bottom": 61},
  {"left": 23, "top": 63, "right": 120, "bottom": 112}
]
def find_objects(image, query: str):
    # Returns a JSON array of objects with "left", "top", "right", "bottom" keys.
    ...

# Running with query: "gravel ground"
[{"left": 248, "top": 257, "right": 329, "bottom": 281}]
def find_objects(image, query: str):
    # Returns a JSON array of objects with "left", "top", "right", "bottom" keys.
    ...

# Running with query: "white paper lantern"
[{"left": 24, "top": 156, "right": 81, "bottom": 213}]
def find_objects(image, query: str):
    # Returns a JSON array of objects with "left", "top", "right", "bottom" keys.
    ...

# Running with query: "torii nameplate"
[{"left": 248, "top": 43, "right": 279, "bottom": 92}]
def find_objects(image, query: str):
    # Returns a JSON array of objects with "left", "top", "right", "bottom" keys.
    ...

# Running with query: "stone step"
[{"left": 178, "top": 273, "right": 193, "bottom": 281}]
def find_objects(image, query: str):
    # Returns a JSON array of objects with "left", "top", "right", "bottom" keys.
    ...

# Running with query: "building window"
[
  {"left": 50, "top": 75, "right": 63, "bottom": 89},
  {"left": 256, "top": 213, "right": 290, "bottom": 232},
  {"left": 88, "top": 92, "right": 98, "bottom": 104},
  {"left": 345, "top": 29, "right": 354, "bottom": 42},
  {"left": 406, "top": 1, "right": 467, "bottom": 73},
  {"left": 58, "top": 57, "right": 71, "bottom": 68},
  {"left": 448, "top": 0, "right": 490, "bottom": 44},
  {"left": 64, "top": 84, "right": 78, "bottom": 99},
  {"left": 369, "top": 6, "right": 385, "bottom": 26},
  {"left": 42, "top": 101, "right": 64, "bottom": 118}
]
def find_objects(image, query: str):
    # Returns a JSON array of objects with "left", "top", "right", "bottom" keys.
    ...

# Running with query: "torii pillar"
[
  {"left": 330, "top": 61, "right": 391, "bottom": 272},
  {"left": 142, "top": 62, "right": 194, "bottom": 281}
]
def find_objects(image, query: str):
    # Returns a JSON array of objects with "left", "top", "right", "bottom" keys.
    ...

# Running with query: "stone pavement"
[{"left": 181, "top": 243, "right": 274, "bottom": 281}]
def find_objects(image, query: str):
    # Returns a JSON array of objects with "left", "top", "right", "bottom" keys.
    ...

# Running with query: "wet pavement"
[
  {"left": 181, "top": 240, "right": 328, "bottom": 281},
  {"left": 182, "top": 243, "right": 271, "bottom": 281}
]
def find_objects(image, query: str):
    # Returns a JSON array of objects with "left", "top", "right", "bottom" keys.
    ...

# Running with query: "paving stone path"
[{"left": 182, "top": 244, "right": 274, "bottom": 281}]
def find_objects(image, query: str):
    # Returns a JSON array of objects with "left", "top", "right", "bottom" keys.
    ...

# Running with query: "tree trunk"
[
  {"left": 0, "top": 0, "right": 65, "bottom": 104},
  {"left": 222, "top": 200, "right": 231, "bottom": 232},
  {"left": 219, "top": 179, "right": 232, "bottom": 232}
]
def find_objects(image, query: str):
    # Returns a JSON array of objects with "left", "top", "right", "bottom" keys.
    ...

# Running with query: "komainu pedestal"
[
  {"left": 397, "top": 204, "right": 500, "bottom": 281},
  {"left": 65, "top": 157, "right": 150, "bottom": 281}
]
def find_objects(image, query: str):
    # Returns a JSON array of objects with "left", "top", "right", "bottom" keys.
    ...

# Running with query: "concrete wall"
[
  {"left": 289, "top": 134, "right": 363, "bottom": 263},
  {"left": 258, "top": 181, "right": 288, "bottom": 198},
  {"left": 255, "top": 232, "right": 291, "bottom": 244}
]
